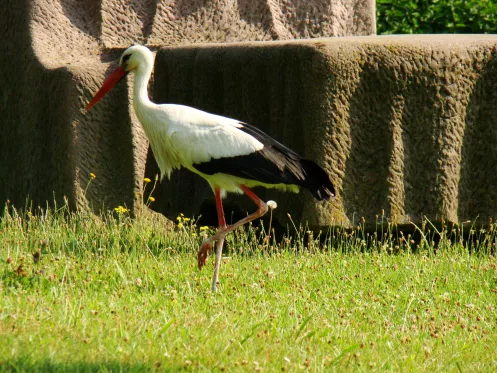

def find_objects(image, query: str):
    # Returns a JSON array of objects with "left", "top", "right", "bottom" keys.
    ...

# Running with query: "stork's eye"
[{"left": 122, "top": 54, "right": 132, "bottom": 63}]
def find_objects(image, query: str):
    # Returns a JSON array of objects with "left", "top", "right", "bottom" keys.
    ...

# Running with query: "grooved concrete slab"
[{"left": 148, "top": 35, "right": 497, "bottom": 228}]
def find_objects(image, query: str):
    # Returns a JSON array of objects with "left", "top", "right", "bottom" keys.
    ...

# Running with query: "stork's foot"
[{"left": 197, "top": 242, "right": 212, "bottom": 270}]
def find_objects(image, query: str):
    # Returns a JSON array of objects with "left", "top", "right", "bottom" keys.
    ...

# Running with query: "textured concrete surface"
[
  {"left": 2, "top": 0, "right": 373, "bottom": 214},
  {"left": 1, "top": 0, "right": 146, "bottom": 212},
  {"left": 101, "top": 0, "right": 376, "bottom": 47},
  {"left": 149, "top": 35, "right": 497, "bottom": 228}
]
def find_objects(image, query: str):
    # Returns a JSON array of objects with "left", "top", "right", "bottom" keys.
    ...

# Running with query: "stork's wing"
[
  {"left": 163, "top": 105, "right": 264, "bottom": 165},
  {"left": 192, "top": 121, "right": 336, "bottom": 200},
  {"left": 192, "top": 121, "right": 308, "bottom": 186},
  {"left": 168, "top": 121, "right": 263, "bottom": 165}
]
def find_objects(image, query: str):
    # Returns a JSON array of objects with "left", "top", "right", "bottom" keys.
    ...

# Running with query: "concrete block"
[{"left": 149, "top": 35, "right": 497, "bottom": 229}]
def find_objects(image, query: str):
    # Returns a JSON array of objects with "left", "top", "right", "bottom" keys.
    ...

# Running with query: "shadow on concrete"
[
  {"left": 1, "top": 0, "right": 139, "bottom": 214},
  {"left": 342, "top": 56, "right": 396, "bottom": 223},
  {"left": 168, "top": 0, "right": 208, "bottom": 18},
  {"left": 1, "top": 0, "right": 76, "bottom": 210},
  {"left": 60, "top": 0, "right": 102, "bottom": 39},
  {"left": 237, "top": 0, "right": 273, "bottom": 26},
  {"left": 132, "top": 0, "right": 160, "bottom": 43},
  {"left": 458, "top": 50, "right": 497, "bottom": 222},
  {"left": 398, "top": 66, "right": 442, "bottom": 222}
]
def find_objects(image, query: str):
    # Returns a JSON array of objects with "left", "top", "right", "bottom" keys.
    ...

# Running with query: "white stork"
[{"left": 86, "top": 45, "right": 335, "bottom": 291}]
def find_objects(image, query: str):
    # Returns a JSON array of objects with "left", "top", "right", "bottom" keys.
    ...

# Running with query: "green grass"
[{"left": 1, "top": 203, "right": 496, "bottom": 372}]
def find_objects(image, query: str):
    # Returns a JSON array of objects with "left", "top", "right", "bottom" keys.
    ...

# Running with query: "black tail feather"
[{"left": 300, "top": 159, "right": 335, "bottom": 201}]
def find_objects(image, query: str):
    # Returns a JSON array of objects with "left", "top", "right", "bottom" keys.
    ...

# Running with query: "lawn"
[{"left": 0, "top": 204, "right": 496, "bottom": 372}]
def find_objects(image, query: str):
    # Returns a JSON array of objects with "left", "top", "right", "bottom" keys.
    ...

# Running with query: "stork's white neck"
[{"left": 132, "top": 63, "right": 154, "bottom": 109}]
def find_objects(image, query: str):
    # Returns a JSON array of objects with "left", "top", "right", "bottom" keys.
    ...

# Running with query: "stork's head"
[
  {"left": 86, "top": 45, "right": 154, "bottom": 111},
  {"left": 119, "top": 45, "right": 154, "bottom": 73}
]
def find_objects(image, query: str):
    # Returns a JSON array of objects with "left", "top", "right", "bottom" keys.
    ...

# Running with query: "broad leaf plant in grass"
[{"left": 1, "top": 196, "right": 496, "bottom": 372}]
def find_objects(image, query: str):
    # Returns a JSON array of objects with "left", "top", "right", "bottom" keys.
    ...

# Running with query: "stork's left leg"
[{"left": 211, "top": 237, "right": 225, "bottom": 291}]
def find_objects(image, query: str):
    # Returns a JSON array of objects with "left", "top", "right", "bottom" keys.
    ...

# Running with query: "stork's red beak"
[{"left": 86, "top": 66, "right": 128, "bottom": 111}]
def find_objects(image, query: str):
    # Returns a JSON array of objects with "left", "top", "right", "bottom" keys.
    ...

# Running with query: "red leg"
[
  {"left": 215, "top": 185, "right": 268, "bottom": 239},
  {"left": 215, "top": 188, "right": 227, "bottom": 229},
  {"left": 201, "top": 185, "right": 268, "bottom": 249},
  {"left": 198, "top": 188, "right": 226, "bottom": 269}
]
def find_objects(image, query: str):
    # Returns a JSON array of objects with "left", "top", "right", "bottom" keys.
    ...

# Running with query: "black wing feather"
[{"left": 193, "top": 122, "right": 335, "bottom": 201}]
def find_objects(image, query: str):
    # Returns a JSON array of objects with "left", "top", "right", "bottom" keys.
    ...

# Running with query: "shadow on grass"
[{"left": 0, "top": 359, "right": 183, "bottom": 373}]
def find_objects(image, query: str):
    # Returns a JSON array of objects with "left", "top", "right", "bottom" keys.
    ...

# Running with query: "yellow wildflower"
[
  {"left": 176, "top": 216, "right": 182, "bottom": 221},
  {"left": 143, "top": 177, "right": 151, "bottom": 183},
  {"left": 90, "top": 172, "right": 96, "bottom": 179},
  {"left": 191, "top": 233, "right": 197, "bottom": 237},
  {"left": 183, "top": 217, "right": 191, "bottom": 222},
  {"left": 177, "top": 222, "right": 184, "bottom": 229},
  {"left": 114, "top": 206, "right": 129, "bottom": 214},
  {"left": 200, "top": 226, "right": 209, "bottom": 231},
  {"left": 148, "top": 196, "right": 156, "bottom": 202}
]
